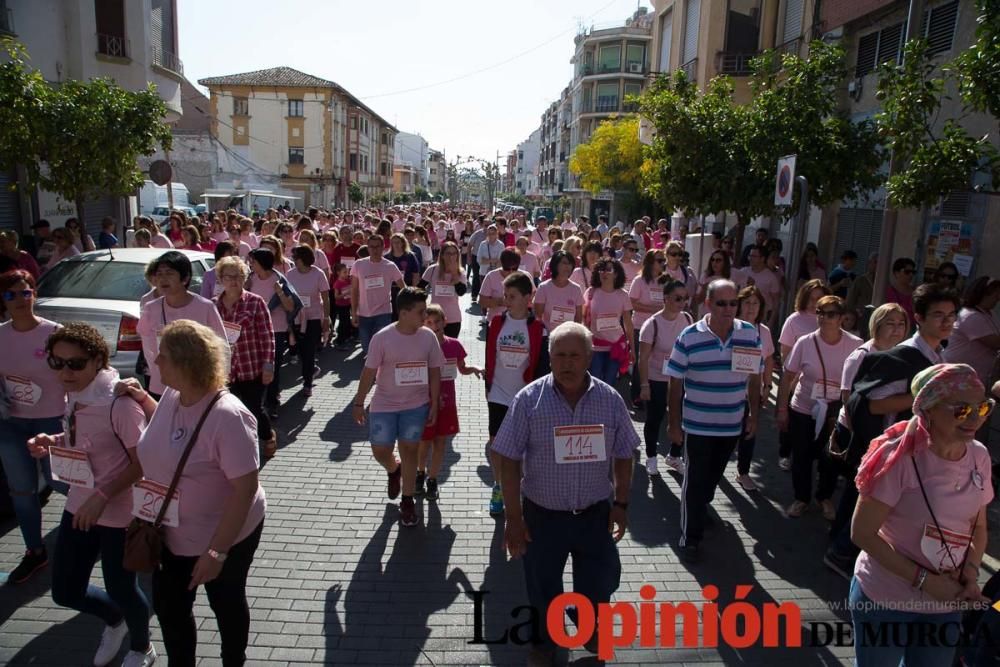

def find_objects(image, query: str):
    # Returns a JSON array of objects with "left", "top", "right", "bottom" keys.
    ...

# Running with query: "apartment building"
[
  {"left": 394, "top": 132, "right": 429, "bottom": 191},
  {"left": 1, "top": 0, "right": 184, "bottom": 233},
  {"left": 427, "top": 149, "right": 447, "bottom": 197},
  {"left": 515, "top": 128, "right": 541, "bottom": 197},
  {"left": 199, "top": 66, "right": 396, "bottom": 208}
]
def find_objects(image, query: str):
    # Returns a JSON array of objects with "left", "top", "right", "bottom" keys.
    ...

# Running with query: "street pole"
[
  {"left": 872, "top": 0, "right": 926, "bottom": 306},
  {"left": 781, "top": 175, "right": 810, "bottom": 319}
]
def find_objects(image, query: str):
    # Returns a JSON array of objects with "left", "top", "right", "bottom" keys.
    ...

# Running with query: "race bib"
[
  {"left": 364, "top": 276, "right": 385, "bottom": 290},
  {"left": 920, "top": 524, "right": 971, "bottom": 573},
  {"left": 49, "top": 446, "right": 94, "bottom": 488},
  {"left": 434, "top": 282, "right": 456, "bottom": 298},
  {"left": 343, "top": 258, "right": 356, "bottom": 269},
  {"left": 442, "top": 360, "right": 458, "bottom": 381},
  {"left": 650, "top": 290, "right": 664, "bottom": 304},
  {"left": 810, "top": 379, "right": 840, "bottom": 401},
  {"left": 731, "top": 346, "right": 762, "bottom": 374},
  {"left": 394, "top": 361, "right": 428, "bottom": 386},
  {"left": 223, "top": 321, "right": 242, "bottom": 344},
  {"left": 551, "top": 306, "right": 574, "bottom": 325},
  {"left": 554, "top": 425, "right": 607, "bottom": 464},
  {"left": 595, "top": 315, "right": 619, "bottom": 333},
  {"left": 4, "top": 375, "right": 41, "bottom": 407},
  {"left": 498, "top": 345, "right": 528, "bottom": 370},
  {"left": 131, "top": 480, "right": 180, "bottom": 527},
  {"left": 299, "top": 295, "right": 312, "bottom": 308}
]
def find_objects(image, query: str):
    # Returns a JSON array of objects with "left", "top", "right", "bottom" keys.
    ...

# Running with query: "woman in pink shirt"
[
  {"left": 850, "top": 364, "right": 992, "bottom": 667},
  {"left": 733, "top": 286, "right": 776, "bottom": 492},
  {"left": 943, "top": 276, "right": 1000, "bottom": 384},
  {"left": 583, "top": 257, "right": 634, "bottom": 387},
  {"left": 421, "top": 241, "right": 467, "bottom": 337},
  {"left": 28, "top": 323, "right": 155, "bottom": 666},
  {"left": 286, "top": 246, "right": 330, "bottom": 397},
  {"left": 136, "top": 320, "right": 266, "bottom": 666},
  {"left": 629, "top": 249, "right": 667, "bottom": 405},
  {"left": 570, "top": 241, "right": 602, "bottom": 293},
  {"left": 0, "top": 270, "right": 67, "bottom": 584},
  {"left": 533, "top": 250, "right": 584, "bottom": 333}
]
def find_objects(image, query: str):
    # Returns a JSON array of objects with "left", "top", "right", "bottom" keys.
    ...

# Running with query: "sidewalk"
[{"left": 0, "top": 294, "right": 961, "bottom": 665}]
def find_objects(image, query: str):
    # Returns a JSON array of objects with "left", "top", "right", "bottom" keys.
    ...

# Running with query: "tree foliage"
[
  {"left": 348, "top": 181, "right": 364, "bottom": 204},
  {"left": 0, "top": 39, "right": 172, "bottom": 220},
  {"left": 569, "top": 116, "right": 646, "bottom": 194},
  {"left": 955, "top": 0, "right": 1000, "bottom": 119}
]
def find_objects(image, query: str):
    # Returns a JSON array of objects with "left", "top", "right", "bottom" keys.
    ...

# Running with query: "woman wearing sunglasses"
[
  {"left": 733, "top": 285, "right": 777, "bottom": 492},
  {"left": 888, "top": 257, "right": 918, "bottom": 326},
  {"left": 583, "top": 258, "right": 634, "bottom": 387},
  {"left": 695, "top": 250, "right": 738, "bottom": 318},
  {"left": 850, "top": 363, "right": 993, "bottom": 667},
  {"left": 27, "top": 323, "right": 156, "bottom": 666},
  {"left": 570, "top": 241, "right": 602, "bottom": 293},
  {"left": 662, "top": 241, "right": 696, "bottom": 310},
  {"left": 629, "top": 250, "right": 667, "bottom": 406},
  {"left": 778, "top": 295, "right": 863, "bottom": 519},
  {"left": 0, "top": 270, "right": 66, "bottom": 584}
]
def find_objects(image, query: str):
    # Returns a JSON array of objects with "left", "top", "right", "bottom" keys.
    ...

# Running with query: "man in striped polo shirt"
[{"left": 667, "top": 279, "right": 762, "bottom": 564}]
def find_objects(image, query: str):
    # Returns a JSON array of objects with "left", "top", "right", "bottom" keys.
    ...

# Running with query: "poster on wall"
[
  {"left": 35, "top": 189, "right": 76, "bottom": 227},
  {"left": 923, "top": 219, "right": 975, "bottom": 282}
]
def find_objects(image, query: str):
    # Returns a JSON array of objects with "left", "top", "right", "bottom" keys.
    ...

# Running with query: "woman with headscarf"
[{"left": 850, "top": 363, "right": 993, "bottom": 666}]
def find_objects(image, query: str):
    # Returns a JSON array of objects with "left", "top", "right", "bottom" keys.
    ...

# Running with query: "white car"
[{"left": 150, "top": 205, "right": 197, "bottom": 224}]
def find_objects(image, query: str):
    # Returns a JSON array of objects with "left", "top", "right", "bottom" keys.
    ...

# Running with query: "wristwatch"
[{"left": 207, "top": 548, "right": 228, "bottom": 563}]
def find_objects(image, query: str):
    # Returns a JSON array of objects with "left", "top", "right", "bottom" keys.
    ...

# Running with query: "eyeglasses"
[
  {"left": 2, "top": 289, "right": 33, "bottom": 301},
  {"left": 939, "top": 273, "right": 958, "bottom": 280},
  {"left": 47, "top": 355, "right": 90, "bottom": 371},
  {"left": 670, "top": 295, "right": 688, "bottom": 303},
  {"left": 817, "top": 309, "right": 844, "bottom": 318},
  {"left": 655, "top": 258, "right": 666, "bottom": 264},
  {"left": 947, "top": 399, "right": 996, "bottom": 421},
  {"left": 668, "top": 252, "right": 682, "bottom": 257},
  {"left": 599, "top": 268, "right": 615, "bottom": 274},
  {"left": 714, "top": 299, "right": 739, "bottom": 308}
]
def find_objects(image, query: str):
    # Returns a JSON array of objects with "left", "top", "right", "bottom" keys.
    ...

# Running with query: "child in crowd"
[{"left": 331, "top": 263, "right": 353, "bottom": 349}]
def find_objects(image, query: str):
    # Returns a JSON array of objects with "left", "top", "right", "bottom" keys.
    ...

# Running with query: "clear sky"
[{"left": 179, "top": 0, "right": 652, "bottom": 164}]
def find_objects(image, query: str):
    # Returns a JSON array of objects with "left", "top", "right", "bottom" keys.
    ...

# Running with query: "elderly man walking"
[
  {"left": 492, "top": 322, "right": 639, "bottom": 665},
  {"left": 667, "top": 279, "right": 762, "bottom": 564}
]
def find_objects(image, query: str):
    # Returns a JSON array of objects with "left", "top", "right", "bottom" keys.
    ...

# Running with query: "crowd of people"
[{"left": 1, "top": 202, "right": 999, "bottom": 666}]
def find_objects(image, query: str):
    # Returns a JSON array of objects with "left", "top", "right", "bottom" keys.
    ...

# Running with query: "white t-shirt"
[{"left": 488, "top": 316, "right": 530, "bottom": 407}]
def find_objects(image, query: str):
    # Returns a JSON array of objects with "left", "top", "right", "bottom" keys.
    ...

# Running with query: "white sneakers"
[
  {"left": 665, "top": 455, "right": 686, "bottom": 475},
  {"left": 94, "top": 623, "right": 128, "bottom": 666},
  {"left": 645, "top": 457, "right": 659, "bottom": 476},
  {"left": 778, "top": 457, "right": 792, "bottom": 471},
  {"left": 735, "top": 473, "right": 757, "bottom": 492},
  {"left": 122, "top": 646, "right": 157, "bottom": 667}
]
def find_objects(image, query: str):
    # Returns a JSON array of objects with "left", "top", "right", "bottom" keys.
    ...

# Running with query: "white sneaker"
[
  {"left": 121, "top": 645, "right": 157, "bottom": 667},
  {"left": 778, "top": 457, "right": 792, "bottom": 471},
  {"left": 93, "top": 622, "right": 128, "bottom": 666},
  {"left": 645, "top": 456, "right": 659, "bottom": 476},
  {"left": 665, "top": 455, "right": 686, "bottom": 474},
  {"left": 735, "top": 473, "right": 757, "bottom": 492}
]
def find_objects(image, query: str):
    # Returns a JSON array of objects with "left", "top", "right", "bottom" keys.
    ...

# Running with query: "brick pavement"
[{"left": 1, "top": 293, "right": 996, "bottom": 666}]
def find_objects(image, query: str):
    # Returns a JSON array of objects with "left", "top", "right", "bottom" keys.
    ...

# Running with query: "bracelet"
[{"left": 915, "top": 568, "right": 929, "bottom": 591}]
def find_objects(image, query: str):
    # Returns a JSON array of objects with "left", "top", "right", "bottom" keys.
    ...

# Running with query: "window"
[
  {"left": 233, "top": 97, "right": 248, "bottom": 116},
  {"left": 288, "top": 148, "right": 304, "bottom": 165},
  {"left": 95, "top": 0, "right": 128, "bottom": 57},
  {"left": 380, "top": 162, "right": 388, "bottom": 177},
  {"left": 381, "top": 133, "right": 388, "bottom": 145},
  {"left": 598, "top": 44, "right": 621, "bottom": 73},
  {"left": 625, "top": 44, "right": 646, "bottom": 71},
  {"left": 683, "top": 0, "right": 701, "bottom": 65},
  {"left": 779, "top": 0, "right": 803, "bottom": 45},
  {"left": 725, "top": 0, "right": 760, "bottom": 53},
  {"left": 920, "top": 1, "right": 959, "bottom": 56},
  {"left": 624, "top": 83, "right": 642, "bottom": 110},
  {"left": 855, "top": 22, "right": 903, "bottom": 78},
  {"left": 350, "top": 116, "right": 358, "bottom": 130},
  {"left": 150, "top": 0, "right": 177, "bottom": 68},
  {"left": 362, "top": 155, "right": 369, "bottom": 172},
  {"left": 288, "top": 99, "right": 303, "bottom": 117},
  {"left": 349, "top": 153, "right": 358, "bottom": 171},
  {"left": 363, "top": 118, "right": 369, "bottom": 136},
  {"left": 596, "top": 82, "right": 619, "bottom": 112},
  {"left": 658, "top": 12, "right": 673, "bottom": 72}
]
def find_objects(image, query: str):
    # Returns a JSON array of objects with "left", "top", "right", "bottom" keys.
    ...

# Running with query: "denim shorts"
[{"left": 369, "top": 404, "right": 430, "bottom": 446}]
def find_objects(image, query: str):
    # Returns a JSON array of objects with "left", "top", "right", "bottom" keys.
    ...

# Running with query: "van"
[
  {"left": 531, "top": 206, "right": 555, "bottom": 222},
  {"left": 138, "top": 180, "right": 191, "bottom": 215}
]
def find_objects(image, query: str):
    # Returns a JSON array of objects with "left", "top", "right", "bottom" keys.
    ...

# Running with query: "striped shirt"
[{"left": 666, "top": 317, "right": 761, "bottom": 437}]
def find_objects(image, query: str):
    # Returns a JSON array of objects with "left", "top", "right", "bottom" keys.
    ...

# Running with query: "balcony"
[
  {"left": 717, "top": 52, "right": 758, "bottom": 76},
  {"left": 777, "top": 38, "right": 802, "bottom": 58},
  {"left": 0, "top": 7, "right": 14, "bottom": 35},
  {"left": 151, "top": 46, "right": 184, "bottom": 76},
  {"left": 681, "top": 58, "right": 698, "bottom": 83},
  {"left": 96, "top": 33, "right": 129, "bottom": 59}
]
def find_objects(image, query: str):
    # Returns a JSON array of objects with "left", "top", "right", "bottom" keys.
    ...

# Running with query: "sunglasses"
[
  {"left": 668, "top": 252, "right": 682, "bottom": 257},
  {"left": 2, "top": 289, "right": 33, "bottom": 301},
  {"left": 948, "top": 399, "right": 996, "bottom": 421},
  {"left": 47, "top": 355, "right": 90, "bottom": 371},
  {"left": 817, "top": 309, "right": 844, "bottom": 318},
  {"left": 714, "top": 299, "right": 739, "bottom": 308},
  {"left": 655, "top": 258, "right": 666, "bottom": 264},
  {"left": 939, "top": 273, "right": 958, "bottom": 280}
]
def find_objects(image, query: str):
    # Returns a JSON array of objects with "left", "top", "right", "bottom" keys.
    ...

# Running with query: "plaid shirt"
[
  {"left": 491, "top": 374, "right": 640, "bottom": 511},
  {"left": 215, "top": 291, "right": 275, "bottom": 382}
]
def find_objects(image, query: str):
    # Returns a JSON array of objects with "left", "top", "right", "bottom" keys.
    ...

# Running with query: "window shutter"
[
  {"left": 782, "top": 0, "right": 804, "bottom": 43},
  {"left": 659, "top": 12, "right": 673, "bottom": 72},
  {"left": 924, "top": 1, "right": 959, "bottom": 56},
  {"left": 876, "top": 22, "right": 903, "bottom": 68},
  {"left": 834, "top": 208, "right": 883, "bottom": 273},
  {"left": 855, "top": 32, "right": 878, "bottom": 78},
  {"left": 683, "top": 0, "right": 700, "bottom": 64}
]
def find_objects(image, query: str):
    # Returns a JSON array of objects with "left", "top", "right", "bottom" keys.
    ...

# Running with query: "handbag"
[{"left": 122, "top": 391, "right": 224, "bottom": 573}]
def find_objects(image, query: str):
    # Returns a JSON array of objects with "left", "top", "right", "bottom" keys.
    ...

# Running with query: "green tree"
[
  {"left": 348, "top": 181, "right": 364, "bottom": 205},
  {"left": 0, "top": 39, "right": 172, "bottom": 222},
  {"left": 956, "top": 0, "right": 1000, "bottom": 120},
  {"left": 414, "top": 186, "right": 429, "bottom": 201}
]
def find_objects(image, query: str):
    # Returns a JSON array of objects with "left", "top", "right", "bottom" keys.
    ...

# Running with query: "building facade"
[
  {"left": 514, "top": 128, "right": 541, "bottom": 197},
  {"left": 427, "top": 149, "right": 447, "bottom": 198},
  {"left": 1, "top": 0, "right": 184, "bottom": 234},
  {"left": 199, "top": 66, "right": 396, "bottom": 208},
  {"left": 394, "top": 132, "right": 429, "bottom": 191}
]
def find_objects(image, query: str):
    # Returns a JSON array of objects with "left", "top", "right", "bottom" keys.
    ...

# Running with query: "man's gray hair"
[
  {"left": 706, "top": 279, "right": 738, "bottom": 302},
  {"left": 548, "top": 321, "right": 593, "bottom": 355}
]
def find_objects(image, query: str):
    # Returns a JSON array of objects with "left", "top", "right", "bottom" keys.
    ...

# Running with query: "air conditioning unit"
[
  {"left": 847, "top": 78, "right": 863, "bottom": 101},
  {"left": 628, "top": 63, "right": 643, "bottom": 73}
]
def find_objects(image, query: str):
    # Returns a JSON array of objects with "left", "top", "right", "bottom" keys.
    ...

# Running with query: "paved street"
[{"left": 2, "top": 293, "right": 995, "bottom": 666}]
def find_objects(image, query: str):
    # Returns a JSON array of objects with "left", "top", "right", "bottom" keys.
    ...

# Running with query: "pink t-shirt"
[
  {"left": 438, "top": 337, "right": 466, "bottom": 409},
  {"left": 351, "top": 257, "right": 403, "bottom": 318},
  {"left": 621, "top": 260, "right": 641, "bottom": 286},
  {"left": 0, "top": 318, "right": 65, "bottom": 419},
  {"left": 534, "top": 279, "right": 584, "bottom": 333},
  {"left": 629, "top": 276, "right": 664, "bottom": 329},
  {"left": 287, "top": 266, "right": 328, "bottom": 322},
  {"left": 518, "top": 252, "right": 540, "bottom": 277},
  {"left": 779, "top": 310, "right": 819, "bottom": 350},
  {"left": 136, "top": 389, "right": 266, "bottom": 556},
  {"left": 136, "top": 294, "right": 228, "bottom": 395},
  {"left": 785, "top": 330, "right": 863, "bottom": 414},
  {"left": 62, "top": 392, "right": 147, "bottom": 528},
  {"left": 150, "top": 234, "right": 173, "bottom": 249},
  {"left": 854, "top": 441, "right": 993, "bottom": 614},
  {"left": 248, "top": 272, "right": 288, "bottom": 333},
  {"left": 422, "top": 265, "right": 466, "bottom": 324},
  {"left": 480, "top": 268, "right": 515, "bottom": 322},
  {"left": 365, "top": 325, "right": 445, "bottom": 413},
  {"left": 570, "top": 266, "right": 594, "bottom": 293},
  {"left": 745, "top": 267, "right": 782, "bottom": 316},
  {"left": 943, "top": 307, "right": 1000, "bottom": 382},
  {"left": 585, "top": 287, "right": 631, "bottom": 350},
  {"left": 639, "top": 312, "right": 692, "bottom": 382}
]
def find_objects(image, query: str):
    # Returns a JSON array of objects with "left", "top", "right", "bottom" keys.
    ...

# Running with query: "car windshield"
[{"left": 37, "top": 261, "right": 150, "bottom": 300}]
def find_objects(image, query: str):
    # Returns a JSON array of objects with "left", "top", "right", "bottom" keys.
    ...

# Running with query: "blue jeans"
[
  {"left": 358, "top": 313, "right": 393, "bottom": 356},
  {"left": 589, "top": 350, "right": 619, "bottom": 387},
  {"left": 52, "top": 511, "right": 150, "bottom": 651},
  {"left": 849, "top": 576, "right": 961, "bottom": 667},
  {"left": 0, "top": 415, "right": 66, "bottom": 550}
]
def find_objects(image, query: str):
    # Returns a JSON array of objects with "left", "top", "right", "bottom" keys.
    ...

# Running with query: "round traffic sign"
[
  {"left": 149, "top": 160, "right": 173, "bottom": 186},
  {"left": 777, "top": 165, "right": 792, "bottom": 200}
]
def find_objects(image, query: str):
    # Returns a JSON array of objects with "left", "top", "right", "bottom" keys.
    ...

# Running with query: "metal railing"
[
  {"left": 777, "top": 38, "right": 801, "bottom": 57},
  {"left": 597, "top": 63, "right": 621, "bottom": 74},
  {"left": 681, "top": 58, "right": 698, "bottom": 82},
  {"left": 96, "top": 33, "right": 129, "bottom": 59},
  {"left": 594, "top": 97, "right": 620, "bottom": 113},
  {"left": 717, "top": 52, "right": 758, "bottom": 76},
  {"left": 151, "top": 47, "right": 184, "bottom": 75},
  {"left": 0, "top": 7, "right": 14, "bottom": 35}
]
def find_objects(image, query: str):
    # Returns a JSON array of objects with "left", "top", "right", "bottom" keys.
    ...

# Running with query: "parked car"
[
  {"left": 531, "top": 206, "right": 555, "bottom": 222},
  {"left": 150, "top": 205, "right": 197, "bottom": 225},
  {"left": 34, "top": 248, "right": 215, "bottom": 380}
]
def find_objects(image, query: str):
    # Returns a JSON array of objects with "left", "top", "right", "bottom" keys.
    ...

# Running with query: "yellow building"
[{"left": 199, "top": 67, "right": 397, "bottom": 208}]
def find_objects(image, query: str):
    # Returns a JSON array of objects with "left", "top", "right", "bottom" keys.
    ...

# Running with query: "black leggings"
[
  {"left": 643, "top": 380, "right": 682, "bottom": 459},
  {"left": 229, "top": 377, "right": 272, "bottom": 440},
  {"left": 294, "top": 320, "right": 322, "bottom": 388}
]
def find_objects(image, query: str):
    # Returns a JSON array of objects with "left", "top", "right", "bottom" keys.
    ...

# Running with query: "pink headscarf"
[{"left": 855, "top": 363, "right": 984, "bottom": 496}]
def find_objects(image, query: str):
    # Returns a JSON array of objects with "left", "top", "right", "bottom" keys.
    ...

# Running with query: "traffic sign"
[
  {"left": 774, "top": 155, "right": 796, "bottom": 206},
  {"left": 149, "top": 160, "right": 172, "bottom": 186}
]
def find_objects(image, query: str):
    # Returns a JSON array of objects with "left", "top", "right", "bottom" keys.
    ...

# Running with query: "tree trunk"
[
  {"left": 75, "top": 197, "right": 86, "bottom": 235},
  {"left": 732, "top": 212, "right": 747, "bottom": 267}
]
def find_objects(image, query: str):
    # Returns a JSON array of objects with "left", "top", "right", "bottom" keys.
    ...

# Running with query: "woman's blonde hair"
[
  {"left": 298, "top": 229, "right": 318, "bottom": 248},
  {"left": 869, "top": 302, "right": 909, "bottom": 339},
  {"left": 215, "top": 255, "right": 249, "bottom": 281},
  {"left": 159, "top": 320, "right": 228, "bottom": 391}
]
